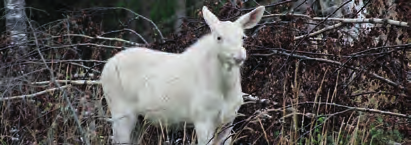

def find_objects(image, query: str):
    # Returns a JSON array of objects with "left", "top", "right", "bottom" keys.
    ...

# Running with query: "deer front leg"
[
  {"left": 194, "top": 120, "right": 216, "bottom": 145},
  {"left": 110, "top": 110, "right": 137, "bottom": 144},
  {"left": 214, "top": 122, "right": 234, "bottom": 145}
]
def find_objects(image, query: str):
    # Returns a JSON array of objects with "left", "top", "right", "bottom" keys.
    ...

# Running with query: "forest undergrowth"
[{"left": 1, "top": 0, "right": 411, "bottom": 144}]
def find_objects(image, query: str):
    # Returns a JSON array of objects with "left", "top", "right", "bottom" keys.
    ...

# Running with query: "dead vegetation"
[{"left": 1, "top": 0, "right": 411, "bottom": 144}]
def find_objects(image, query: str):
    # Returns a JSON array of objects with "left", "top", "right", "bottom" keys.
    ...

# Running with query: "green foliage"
[
  {"left": 150, "top": 0, "right": 176, "bottom": 23},
  {"left": 369, "top": 123, "right": 404, "bottom": 145}
]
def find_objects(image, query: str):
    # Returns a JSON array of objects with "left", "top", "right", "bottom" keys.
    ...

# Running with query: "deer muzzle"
[{"left": 233, "top": 47, "right": 247, "bottom": 66}]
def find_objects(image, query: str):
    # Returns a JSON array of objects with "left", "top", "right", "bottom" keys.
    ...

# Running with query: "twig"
[
  {"left": 47, "top": 43, "right": 124, "bottom": 49},
  {"left": 50, "top": 34, "right": 143, "bottom": 46},
  {"left": 100, "top": 28, "right": 148, "bottom": 45},
  {"left": 90, "top": 7, "right": 164, "bottom": 42},
  {"left": 251, "top": 50, "right": 404, "bottom": 89},
  {"left": 263, "top": 13, "right": 311, "bottom": 19},
  {"left": 279, "top": 112, "right": 313, "bottom": 122},
  {"left": 69, "top": 62, "right": 101, "bottom": 74},
  {"left": 295, "top": 22, "right": 343, "bottom": 40},
  {"left": 24, "top": 59, "right": 106, "bottom": 64},
  {"left": 121, "top": 28, "right": 149, "bottom": 45},
  {"left": 312, "top": 17, "right": 409, "bottom": 27},
  {"left": 275, "top": 101, "right": 411, "bottom": 119},
  {"left": 350, "top": 43, "right": 411, "bottom": 56},
  {"left": 347, "top": 46, "right": 411, "bottom": 58},
  {"left": 249, "top": 46, "right": 333, "bottom": 57},
  {"left": 243, "top": 94, "right": 259, "bottom": 101},
  {"left": 31, "top": 80, "right": 100, "bottom": 85},
  {"left": 347, "top": 91, "right": 395, "bottom": 97},
  {"left": 240, "top": 0, "right": 293, "bottom": 11},
  {"left": 255, "top": 110, "right": 273, "bottom": 119},
  {"left": 242, "top": 93, "right": 272, "bottom": 105},
  {"left": 22, "top": 61, "right": 103, "bottom": 74},
  {"left": 0, "top": 85, "right": 71, "bottom": 101}
]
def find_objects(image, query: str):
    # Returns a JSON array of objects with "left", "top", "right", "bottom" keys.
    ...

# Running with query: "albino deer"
[{"left": 100, "top": 6, "right": 265, "bottom": 145}]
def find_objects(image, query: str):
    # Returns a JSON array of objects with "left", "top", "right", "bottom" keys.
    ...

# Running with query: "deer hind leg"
[{"left": 110, "top": 107, "right": 137, "bottom": 144}]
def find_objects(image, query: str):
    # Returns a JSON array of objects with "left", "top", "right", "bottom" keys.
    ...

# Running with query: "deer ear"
[
  {"left": 202, "top": 6, "right": 220, "bottom": 29},
  {"left": 235, "top": 6, "right": 265, "bottom": 29}
]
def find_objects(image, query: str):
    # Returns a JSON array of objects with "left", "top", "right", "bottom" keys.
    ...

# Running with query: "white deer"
[{"left": 100, "top": 6, "right": 265, "bottom": 145}]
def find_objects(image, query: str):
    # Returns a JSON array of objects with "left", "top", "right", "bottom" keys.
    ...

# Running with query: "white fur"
[{"left": 100, "top": 6, "right": 265, "bottom": 145}]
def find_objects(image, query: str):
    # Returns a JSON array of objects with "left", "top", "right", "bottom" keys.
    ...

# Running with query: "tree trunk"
[
  {"left": 141, "top": 1, "right": 152, "bottom": 42},
  {"left": 2, "top": 0, "right": 28, "bottom": 87},
  {"left": 174, "top": 0, "right": 186, "bottom": 33},
  {"left": 5, "top": 0, "right": 27, "bottom": 58}
]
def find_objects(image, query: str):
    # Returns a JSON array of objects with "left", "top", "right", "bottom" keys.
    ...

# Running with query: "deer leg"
[
  {"left": 194, "top": 120, "right": 216, "bottom": 145},
  {"left": 111, "top": 109, "right": 137, "bottom": 144},
  {"left": 214, "top": 122, "right": 233, "bottom": 145}
]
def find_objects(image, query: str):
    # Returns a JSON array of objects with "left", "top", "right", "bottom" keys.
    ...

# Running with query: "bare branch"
[
  {"left": 69, "top": 62, "right": 101, "bottom": 74},
  {"left": 31, "top": 80, "right": 100, "bottom": 85},
  {"left": 274, "top": 101, "right": 411, "bottom": 119},
  {"left": 47, "top": 43, "right": 123, "bottom": 49},
  {"left": 313, "top": 17, "right": 409, "bottom": 27},
  {"left": 100, "top": 28, "right": 149, "bottom": 45},
  {"left": 350, "top": 43, "right": 411, "bottom": 56},
  {"left": 295, "top": 23, "right": 343, "bottom": 40},
  {"left": 121, "top": 28, "right": 148, "bottom": 45},
  {"left": 0, "top": 85, "right": 71, "bottom": 101},
  {"left": 263, "top": 13, "right": 311, "bottom": 19},
  {"left": 242, "top": 93, "right": 273, "bottom": 105},
  {"left": 240, "top": 0, "right": 293, "bottom": 11},
  {"left": 25, "top": 59, "right": 106, "bottom": 64},
  {"left": 262, "top": 9, "right": 409, "bottom": 29},
  {"left": 50, "top": 34, "right": 143, "bottom": 46}
]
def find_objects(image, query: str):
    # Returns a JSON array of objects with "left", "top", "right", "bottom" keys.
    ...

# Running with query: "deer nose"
[{"left": 233, "top": 47, "right": 247, "bottom": 65}]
